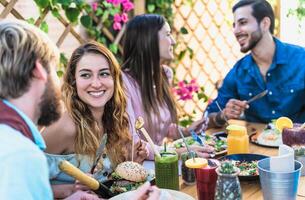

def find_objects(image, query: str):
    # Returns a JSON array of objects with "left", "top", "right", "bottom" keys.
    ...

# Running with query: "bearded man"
[
  {"left": 207, "top": 0, "right": 305, "bottom": 127},
  {"left": 0, "top": 20, "right": 102, "bottom": 200}
]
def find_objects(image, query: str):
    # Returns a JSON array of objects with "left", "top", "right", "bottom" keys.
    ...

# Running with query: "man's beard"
[
  {"left": 37, "top": 77, "right": 62, "bottom": 126},
  {"left": 240, "top": 28, "right": 263, "bottom": 53}
]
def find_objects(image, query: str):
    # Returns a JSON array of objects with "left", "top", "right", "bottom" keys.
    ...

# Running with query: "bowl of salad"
[{"left": 219, "top": 154, "right": 269, "bottom": 181}]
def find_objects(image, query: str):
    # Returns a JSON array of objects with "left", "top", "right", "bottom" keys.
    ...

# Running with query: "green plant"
[
  {"left": 295, "top": 146, "right": 305, "bottom": 156},
  {"left": 172, "top": 79, "right": 208, "bottom": 127},
  {"left": 32, "top": 0, "right": 134, "bottom": 75},
  {"left": 219, "top": 161, "right": 237, "bottom": 174},
  {"left": 287, "top": 0, "right": 305, "bottom": 30},
  {"left": 146, "top": 0, "right": 193, "bottom": 62}
]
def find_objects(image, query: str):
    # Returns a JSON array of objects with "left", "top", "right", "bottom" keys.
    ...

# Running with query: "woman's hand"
[
  {"left": 133, "top": 140, "right": 149, "bottom": 164},
  {"left": 186, "top": 113, "right": 209, "bottom": 134},
  {"left": 175, "top": 145, "right": 214, "bottom": 158},
  {"left": 64, "top": 191, "right": 101, "bottom": 200},
  {"left": 130, "top": 182, "right": 161, "bottom": 200}
]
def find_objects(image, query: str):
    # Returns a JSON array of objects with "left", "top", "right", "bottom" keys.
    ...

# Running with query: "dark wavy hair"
[
  {"left": 233, "top": 0, "right": 275, "bottom": 34},
  {"left": 62, "top": 41, "right": 131, "bottom": 166},
  {"left": 122, "top": 14, "right": 177, "bottom": 126}
]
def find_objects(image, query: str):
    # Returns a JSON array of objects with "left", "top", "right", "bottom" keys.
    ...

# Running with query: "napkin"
[{"left": 270, "top": 144, "right": 294, "bottom": 172}]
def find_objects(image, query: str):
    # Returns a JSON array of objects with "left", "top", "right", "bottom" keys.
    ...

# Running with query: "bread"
[{"left": 115, "top": 161, "right": 148, "bottom": 182}]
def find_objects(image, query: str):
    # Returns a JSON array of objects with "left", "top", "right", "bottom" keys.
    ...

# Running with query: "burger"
[{"left": 110, "top": 161, "right": 148, "bottom": 193}]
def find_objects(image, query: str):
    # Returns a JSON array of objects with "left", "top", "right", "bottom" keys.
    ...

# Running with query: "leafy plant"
[
  {"left": 219, "top": 161, "right": 237, "bottom": 174},
  {"left": 172, "top": 79, "right": 208, "bottom": 127},
  {"left": 33, "top": 0, "right": 135, "bottom": 70},
  {"left": 295, "top": 146, "right": 305, "bottom": 156}
]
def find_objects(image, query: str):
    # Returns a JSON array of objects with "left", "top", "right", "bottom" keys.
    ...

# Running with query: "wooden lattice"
[
  {"left": 172, "top": 0, "right": 280, "bottom": 118},
  {"left": 0, "top": 0, "right": 126, "bottom": 59}
]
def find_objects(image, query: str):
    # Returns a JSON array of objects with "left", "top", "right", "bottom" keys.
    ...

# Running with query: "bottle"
[{"left": 226, "top": 124, "right": 249, "bottom": 154}]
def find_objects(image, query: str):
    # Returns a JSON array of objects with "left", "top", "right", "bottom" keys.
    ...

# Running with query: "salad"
[
  {"left": 172, "top": 135, "right": 227, "bottom": 153},
  {"left": 230, "top": 160, "right": 259, "bottom": 176}
]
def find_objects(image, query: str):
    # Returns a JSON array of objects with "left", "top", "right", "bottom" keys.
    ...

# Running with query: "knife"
[
  {"left": 90, "top": 133, "right": 107, "bottom": 174},
  {"left": 59, "top": 160, "right": 115, "bottom": 198},
  {"left": 247, "top": 90, "right": 268, "bottom": 104}
]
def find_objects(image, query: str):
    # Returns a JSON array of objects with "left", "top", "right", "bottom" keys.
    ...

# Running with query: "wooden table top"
[{"left": 180, "top": 121, "right": 305, "bottom": 200}]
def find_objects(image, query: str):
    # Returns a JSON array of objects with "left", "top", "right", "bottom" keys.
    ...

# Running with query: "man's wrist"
[{"left": 214, "top": 112, "right": 226, "bottom": 127}]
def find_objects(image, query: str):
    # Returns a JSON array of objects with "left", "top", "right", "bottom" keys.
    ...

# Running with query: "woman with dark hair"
[
  {"left": 43, "top": 41, "right": 148, "bottom": 198},
  {"left": 122, "top": 14, "right": 212, "bottom": 159}
]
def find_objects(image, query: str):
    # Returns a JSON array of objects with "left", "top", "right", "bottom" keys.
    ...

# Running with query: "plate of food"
[
  {"left": 250, "top": 121, "right": 283, "bottom": 148},
  {"left": 171, "top": 133, "right": 227, "bottom": 156},
  {"left": 109, "top": 188, "right": 195, "bottom": 200},
  {"left": 219, "top": 153, "right": 269, "bottom": 181}
]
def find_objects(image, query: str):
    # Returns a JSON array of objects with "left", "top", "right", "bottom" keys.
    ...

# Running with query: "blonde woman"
[{"left": 43, "top": 41, "right": 147, "bottom": 199}]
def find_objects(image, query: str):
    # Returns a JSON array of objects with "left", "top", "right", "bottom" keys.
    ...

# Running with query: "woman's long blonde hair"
[{"left": 62, "top": 41, "right": 131, "bottom": 167}]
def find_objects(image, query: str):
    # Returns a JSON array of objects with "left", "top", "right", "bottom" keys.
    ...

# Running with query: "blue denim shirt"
[{"left": 208, "top": 38, "right": 305, "bottom": 123}]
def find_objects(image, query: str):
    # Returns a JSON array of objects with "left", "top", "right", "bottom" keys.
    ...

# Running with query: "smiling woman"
[{"left": 42, "top": 41, "right": 148, "bottom": 199}]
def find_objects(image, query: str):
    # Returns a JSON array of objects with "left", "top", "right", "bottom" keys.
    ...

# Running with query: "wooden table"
[{"left": 180, "top": 121, "right": 305, "bottom": 200}]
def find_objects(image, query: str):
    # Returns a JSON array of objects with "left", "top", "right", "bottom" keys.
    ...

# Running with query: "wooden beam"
[
  {"left": 133, "top": 0, "right": 145, "bottom": 15},
  {"left": 0, "top": 0, "right": 17, "bottom": 18}
]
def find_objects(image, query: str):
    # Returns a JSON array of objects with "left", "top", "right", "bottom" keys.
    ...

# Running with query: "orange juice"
[{"left": 226, "top": 125, "right": 249, "bottom": 154}]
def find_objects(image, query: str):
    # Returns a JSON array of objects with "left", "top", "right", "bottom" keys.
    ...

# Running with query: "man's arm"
[
  {"left": 0, "top": 149, "right": 52, "bottom": 200},
  {"left": 207, "top": 67, "right": 240, "bottom": 128}
]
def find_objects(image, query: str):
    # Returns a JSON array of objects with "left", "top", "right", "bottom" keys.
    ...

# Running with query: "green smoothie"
[{"left": 155, "top": 151, "right": 179, "bottom": 190}]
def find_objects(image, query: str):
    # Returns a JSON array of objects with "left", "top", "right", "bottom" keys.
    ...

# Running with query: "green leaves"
[
  {"left": 109, "top": 43, "right": 118, "bottom": 54},
  {"left": 40, "top": 21, "right": 49, "bottom": 33},
  {"left": 80, "top": 15, "right": 92, "bottom": 28},
  {"left": 180, "top": 27, "right": 188, "bottom": 34},
  {"left": 26, "top": 18, "right": 48, "bottom": 33},
  {"left": 34, "top": 0, "right": 49, "bottom": 9},
  {"left": 65, "top": 7, "right": 80, "bottom": 23},
  {"left": 147, "top": 4, "right": 155, "bottom": 13}
]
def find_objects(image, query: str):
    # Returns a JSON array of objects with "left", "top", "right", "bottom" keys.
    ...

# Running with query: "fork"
[{"left": 247, "top": 90, "right": 268, "bottom": 104}]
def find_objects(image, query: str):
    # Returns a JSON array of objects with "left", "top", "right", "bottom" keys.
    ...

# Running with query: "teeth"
[
  {"left": 89, "top": 91, "right": 105, "bottom": 97},
  {"left": 237, "top": 35, "right": 247, "bottom": 43}
]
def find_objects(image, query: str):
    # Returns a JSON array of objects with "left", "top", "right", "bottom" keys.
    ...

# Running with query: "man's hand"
[{"left": 224, "top": 99, "right": 248, "bottom": 119}]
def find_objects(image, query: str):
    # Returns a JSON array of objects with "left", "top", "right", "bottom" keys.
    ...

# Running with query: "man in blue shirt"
[{"left": 207, "top": 0, "right": 305, "bottom": 127}]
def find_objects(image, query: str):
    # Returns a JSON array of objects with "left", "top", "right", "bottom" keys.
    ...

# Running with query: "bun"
[{"left": 115, "top": 161, "right": 148, "bottom": 182}]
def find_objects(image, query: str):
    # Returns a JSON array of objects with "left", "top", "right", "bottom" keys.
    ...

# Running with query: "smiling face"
[
  {"left": 158, "top": 22, "right": 176, "bottom": 61},
  {"left": 233, "top": 5, "right": 263, "bottom": 53},
  {"left": 75, "top": 53, "right": 114, "bottom": 113}
]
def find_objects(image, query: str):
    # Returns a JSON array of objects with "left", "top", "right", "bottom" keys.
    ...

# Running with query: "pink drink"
[
  {"left": 282, "top": 123, "right": 305, "bottom": 147},
  {"left": 195, "top": 159, "right": 220, "bottom": 200}
]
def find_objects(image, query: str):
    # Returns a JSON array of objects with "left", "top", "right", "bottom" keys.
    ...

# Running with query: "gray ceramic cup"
[{"left": 258, "top": 158, "right": 302, "bottom": 200}]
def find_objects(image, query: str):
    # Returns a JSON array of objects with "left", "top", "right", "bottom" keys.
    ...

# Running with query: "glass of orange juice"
[{"left": 226, "top": 125, "right": 249, "bottom": 154}]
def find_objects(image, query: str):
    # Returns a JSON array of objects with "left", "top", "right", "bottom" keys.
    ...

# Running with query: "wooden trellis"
[
  {"left": 172, "top": 0, "right": 280, "bottom": 117},
  {"left": 0, "top": 0, "right": 127, "bottom": 58}
]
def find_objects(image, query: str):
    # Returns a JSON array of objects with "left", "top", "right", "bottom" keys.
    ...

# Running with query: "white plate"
[
  {"left": 109, "top": 189, "right": 195, "bottom": 200},
  {"left": 257, "top": 129, "right": 282, "bottom": 147}
]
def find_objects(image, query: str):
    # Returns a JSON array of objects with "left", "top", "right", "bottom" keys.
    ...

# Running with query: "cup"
[
  {"left": 295, "top": 155, "right": 305, "bottom": 176},
  {"left": 155, "top": 150, "right": 179, "bottom": 190},
  {"left": 282, "top": 123, "right": 305, "bottom": 147},
  {"left": 195, "top": 159, "right": 220, "bottom": 200},
  {"left": 258, "top": 158, "right": 303, "bottom": 200},
  {"left": 226, "top": 125, "right": 249, "bottom": 155},
  {"left": 181, "top": 152, "right": 197, "bottom": 185}
]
